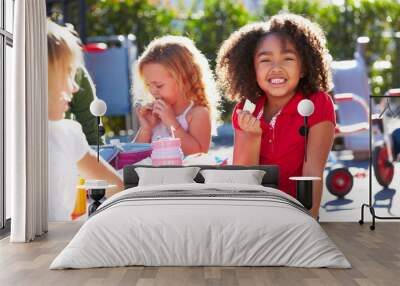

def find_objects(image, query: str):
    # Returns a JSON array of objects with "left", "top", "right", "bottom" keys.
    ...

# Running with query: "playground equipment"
[
  {"left": 83, "top": 34, "right": 139, "bottom": 132},
  {"left": 371, "top": 88, "right": 400, "bottom": 188},
  {"left": 327, "top": 36, "right": 400, "bottom": 196},
  {"left": 325, "top": 37, "right": 371, "bottom": 198}
]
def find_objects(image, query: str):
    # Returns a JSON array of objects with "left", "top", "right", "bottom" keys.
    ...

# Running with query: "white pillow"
[
  {"left": 200, "top": 169, "right": 266, "bottom": 185},
  {"left": 135, "top": 167, "right": 201, "bottom": 186}
]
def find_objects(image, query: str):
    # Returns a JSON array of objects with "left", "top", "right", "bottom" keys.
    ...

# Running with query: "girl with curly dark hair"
[{"left": 216, "top": 14, "right": 335, "bottom": 218}]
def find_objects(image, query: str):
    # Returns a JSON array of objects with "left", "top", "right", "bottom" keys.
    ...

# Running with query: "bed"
[{"left": 50, "top": 165, "right": 351, "bottom": 269}]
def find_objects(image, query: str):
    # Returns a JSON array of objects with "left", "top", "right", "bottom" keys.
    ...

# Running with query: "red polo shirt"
[{"left": 232, "top": 91, "right": 336, "bottom": 198}]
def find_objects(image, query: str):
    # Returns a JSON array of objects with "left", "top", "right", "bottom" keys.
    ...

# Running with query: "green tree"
[
  {"left": 52, "top": 0, "right": 400, "bottom": 128},
  {"left": 85, "top": 0, "right": 178, "bottom": 54},
  {"left": 183, "top": 0, "right": 256, "bottom": 122},
  {"left": 261, "top": 0, "right": 400, "bottom": 98}
]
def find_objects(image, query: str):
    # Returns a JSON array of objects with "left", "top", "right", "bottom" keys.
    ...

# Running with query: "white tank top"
[{"left": 151, "top": 101, "right": 194, "bottom": 141}]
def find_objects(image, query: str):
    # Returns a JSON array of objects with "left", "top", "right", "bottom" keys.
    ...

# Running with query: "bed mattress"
[{"left": 50, "top": 183, "right": 351, "bottom": 269}]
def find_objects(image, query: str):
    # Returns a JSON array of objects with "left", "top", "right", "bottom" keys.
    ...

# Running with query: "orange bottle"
[{"left": 71, "top": 178, "right": 87, "bottom": 220}]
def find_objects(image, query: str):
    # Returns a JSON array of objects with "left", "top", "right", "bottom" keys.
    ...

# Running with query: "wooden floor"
[{"left": 0, "top": 222, "right": 399, "bottom": 286}]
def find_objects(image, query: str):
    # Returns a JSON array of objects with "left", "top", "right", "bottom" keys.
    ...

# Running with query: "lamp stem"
[
  {"left": 304, "top": 116, "right": 308, "bottom": 162},
  {"left": 97, "top": 116, "right": 100, "bottom": 162}
]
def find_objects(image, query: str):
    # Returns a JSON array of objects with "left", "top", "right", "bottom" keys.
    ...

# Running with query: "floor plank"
[{"left": 0, "top": 222, "right": 399, "bottom": 286}]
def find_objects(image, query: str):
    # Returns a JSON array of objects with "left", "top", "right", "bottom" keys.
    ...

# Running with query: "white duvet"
[{"left": 50, "top": 183, "right": 351, "bottom": 269}]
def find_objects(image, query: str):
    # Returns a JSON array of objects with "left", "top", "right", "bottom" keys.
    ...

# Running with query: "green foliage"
[
  {"left": 261, "top": 0, "right": 399, "bottom": 99},
  {"left": 183, "top": 0, "right": 255, "bottom": 64},
  {"left": 183, "top": 0, "right": 256, "bottom": 122},
  {"left": 59, "top": 0, "right": 400, "bottom": 128},
  {"left": 101, "top": 116, "right": 126, "bottom": 136},
  {"left": 85, "top": 0, "right": 178, "bottom": 54}
]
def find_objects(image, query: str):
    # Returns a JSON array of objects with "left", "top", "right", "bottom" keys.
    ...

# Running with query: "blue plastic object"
[
  {"left": 119, "top": 143, "right": 152, "bottom": 152},
  {"left": 90, "top": 143, "right": 152, "bottom": 164},
  {"left": 84, "top": 47, "right": 131, "bottom": 116},
  {"left": 90, "top": 145, "right": 119, "bottom": 162},
  {"left": 393, "top": 128, "right": 400, "bottom": 158}
]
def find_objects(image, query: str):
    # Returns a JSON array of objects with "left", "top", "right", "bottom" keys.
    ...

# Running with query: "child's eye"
[
  {"left": 260, "top": 59, "right": 271, "bottom": 63},
  {"left": 156, "top": 85, "right": 163, "bottom": 89},
  {"left": 284, "top": 58, "right": 295, "bottom": 61}
]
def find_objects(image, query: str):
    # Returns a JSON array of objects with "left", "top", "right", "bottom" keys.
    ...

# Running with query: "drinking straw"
[{"left": 171, "top": 126, "right": 176, "bottom": 138}]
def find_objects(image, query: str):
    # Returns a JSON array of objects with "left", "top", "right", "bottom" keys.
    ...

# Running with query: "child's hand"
[
  {"left": 135, "top": 104, "right": 159, "bottom": 131},
  {"left": 152, "top": 99, "right": 178, "bottom": 128},
  {"left": 237, "top": 110, "right": 262, "bottom": 135}
]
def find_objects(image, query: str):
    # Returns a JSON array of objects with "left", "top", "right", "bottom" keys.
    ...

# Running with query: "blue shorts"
[{"left": 392, "top": 128, "right": 400, "bottom": 157}]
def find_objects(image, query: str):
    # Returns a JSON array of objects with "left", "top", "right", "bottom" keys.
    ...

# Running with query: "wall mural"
[{"left": 45, "top": 1, "right": 400, "bottom": 223}]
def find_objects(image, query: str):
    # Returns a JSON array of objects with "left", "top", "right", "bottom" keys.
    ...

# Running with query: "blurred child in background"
[{"left": 47, "top": 20, "right": 123, "bottom": 221}]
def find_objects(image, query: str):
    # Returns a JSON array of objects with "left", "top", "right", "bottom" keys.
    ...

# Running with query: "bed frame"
[
  {"left": 122, "top": 164, "right": 314, "bottom": 211},
  {"left": 123, "top": 165, "right": 280, "bottom": 190}
]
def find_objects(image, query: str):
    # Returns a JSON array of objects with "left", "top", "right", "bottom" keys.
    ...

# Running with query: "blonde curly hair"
[{"left": 133, "top": 35, "right": 220, "bottom": 134}]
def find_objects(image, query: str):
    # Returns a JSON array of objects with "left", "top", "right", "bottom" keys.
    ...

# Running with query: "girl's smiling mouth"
[{"left": 268, "top": 77, "right": 288, "bottom": 86}]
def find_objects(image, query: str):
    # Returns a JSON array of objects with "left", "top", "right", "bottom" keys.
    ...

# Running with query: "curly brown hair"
[{"left": 216, "top": 13, "right": 332, "bottom": 103}]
